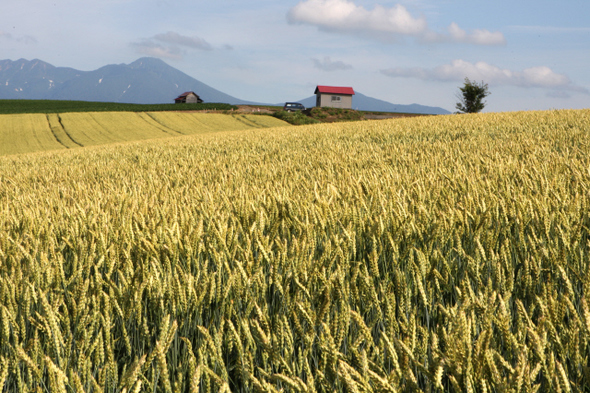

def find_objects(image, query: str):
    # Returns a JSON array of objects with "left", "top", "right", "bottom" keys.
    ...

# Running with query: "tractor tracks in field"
[
  {"left": 139, "top": 113, "right": 184, "bottom": 136},
  {"left": 231, "top": 114, "right": 263, "bottom": 128},
  {"left": 46, "top": 113, "right": 83, "bottom": 148}
]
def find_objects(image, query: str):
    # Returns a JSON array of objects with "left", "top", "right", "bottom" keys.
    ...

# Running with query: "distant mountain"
[
  {"left": 0, "top": 57, "right": 451, "bottom": 114},
  {"left": 294, "top": 92, "right": 450, "bottom": 115},
  {"left": 0, "top": 57, "right": 260, "bottom": 105}
]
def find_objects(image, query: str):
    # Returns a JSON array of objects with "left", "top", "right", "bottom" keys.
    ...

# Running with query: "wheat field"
[
  {"left": 0, "top": 109, "right": 589, "bottom": 392},
  {"left": 0, "top": 112, "right": 289, "bottom": 156}
]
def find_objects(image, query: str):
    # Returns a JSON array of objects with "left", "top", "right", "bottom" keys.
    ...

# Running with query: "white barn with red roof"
[{"left": 314, "top": 85, "right": 355, "bottom": 109}]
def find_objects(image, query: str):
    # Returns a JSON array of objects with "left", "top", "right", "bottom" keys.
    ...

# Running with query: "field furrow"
[
  {"left": 0, "top": 113, "right": 65, "bottom": 155},
  {"left": 0, "top": 111, "right": 290, "bottom": 155},
  {"left": 146, "top": 112, "right": 288, "bottom": 134},
  {"left": 59, "top": 112, "right": 171, "bottom": 146},
  {"left": 136, "top": 112, "right": 183, "bottom": 136},
  {"left": 46, "top": 113, "right": 81, "bottom": 148}
]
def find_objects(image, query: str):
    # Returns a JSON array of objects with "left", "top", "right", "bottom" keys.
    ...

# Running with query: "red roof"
[{"left": 314, "top": 85, "right": 355, "bottom": 95}]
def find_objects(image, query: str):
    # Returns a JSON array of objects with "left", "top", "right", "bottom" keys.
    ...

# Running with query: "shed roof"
[
  {"left": 175, "top": 91, "right": 198, "bottom": 99},
  {"left": 314, "top": 85, "right": 355, "bottom": 95}
]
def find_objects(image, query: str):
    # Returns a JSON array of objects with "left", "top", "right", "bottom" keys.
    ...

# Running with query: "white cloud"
[
  {"left": 0, "top": 30, "right": 37, "bottom": 44},
  {"left": 444, "top": 22, "right": 506, "bottom": 45},
  {"left": 381, "top": 60, "right": 588, "bottom": 93},
  {"left": 287, "top": 0, "right": 505, "bottom": 45},
  {"left": 153, "top": 32, "right": 212, "bottom": 51},
  {"left": 131, "top": 31, "right": 213, "bottom": 60},
  {"left": 288, "top": 0, "right": 427, "bottom": 36},
  {"left": 18, "top": 35, "right": 37, "bottom": 44},
  {"left": 312, "top": 56, "right": 352, "bottom": 71},
  {"left": 131, "top": 40, "right": 183, "bottom": 60}
]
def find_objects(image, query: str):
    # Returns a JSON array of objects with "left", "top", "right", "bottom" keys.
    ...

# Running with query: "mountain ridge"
[
  {"left": 294, "top": 93, "right": 450, "bottom": 115},
  {"left": 0, "top": 57, "right": 258, "bottom": 105},
  {"left": 0, "top": 57, "right": 450, "bottom": 114}
]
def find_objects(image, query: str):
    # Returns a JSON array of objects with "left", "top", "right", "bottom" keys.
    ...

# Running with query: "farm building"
[
  {"left": 314, "top": 85, "right": 355, "bottom": 109},
  {"left": 174, "top": 91, "right": 203, "bottom": 104}
]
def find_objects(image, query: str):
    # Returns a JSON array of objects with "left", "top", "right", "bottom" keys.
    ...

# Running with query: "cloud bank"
[
  {"left": 131, "top": 40, "right": 183, "bottom": 60},
  {"left": 0, "top": 30, "right": 37, "bottom": 44},
  {"left": 288, "top": 0, "right": 427, "bottom": 36},
  {"left": 287, "top": 0, "right": 505, "bottom": 45},
  {"left": 443, "top": 22, "right": 506, "bottom": 45},
  {"left": 312, "top": 56, "right": 352, "bottom": 71},
  {"left": 381, "top": 59, "right": 588, "bottom": 94},
  {"left": 153, "top": 32, "right": 212, "bottom": 51},
  {"left": 132, "top": 31, "right": 213, "bottom": 60}
]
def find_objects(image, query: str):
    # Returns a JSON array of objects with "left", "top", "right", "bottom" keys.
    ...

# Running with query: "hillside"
[
  {"left": 0, "top": 111, "right": 290, "bottom": 156},
  {"left": 296, "top": 92, "right": 451, "bottom": 114},
  {"left": 0, "top": 57, "right": 451, "bottom": 114},
  {"left": 0, "top": 99, "right": 236, "bottom": 114},
  {"left": 0, "top": 58, "right": 260, "bottom": 105}
]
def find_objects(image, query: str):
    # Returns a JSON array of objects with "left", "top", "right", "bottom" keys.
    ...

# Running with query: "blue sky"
[{"left": 1, "top": 0, "right": 589, "bottom": 112}]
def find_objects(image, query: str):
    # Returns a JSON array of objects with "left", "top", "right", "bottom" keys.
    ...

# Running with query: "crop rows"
[
  {"left": 0, "top": 114, "right": 66, "bottom": 155},
  {"left": 0, "top": 112, "right": 289, "bottom": 156},
  {"left": 0, "top": 100, "right": 237, "bottom": 115},
  {"left": 0, "top": 109, "right": 589, "bottom": 392}
]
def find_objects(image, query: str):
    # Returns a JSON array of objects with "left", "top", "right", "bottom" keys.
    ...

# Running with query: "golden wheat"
[{"left": 0, "top": 109, "right": 589, "bottom": 391}]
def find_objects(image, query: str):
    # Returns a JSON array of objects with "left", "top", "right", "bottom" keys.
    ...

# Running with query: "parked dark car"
[{"left": 283, "top": 102, "right": 305, "bottom": 112}]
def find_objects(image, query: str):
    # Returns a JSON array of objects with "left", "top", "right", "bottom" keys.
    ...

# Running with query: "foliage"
[
  {"left": 274, "top": 107, "right": 367, "bottom": 124},
  {"left": 0, "top": 99, "right": 237, "bottom": 114},
  {"left": 455, "top": 78, "right": 490, "bottom": 113},
  {"left": 308, "top": 107, "right": 365, "bottom": 122},
  {"left": 1, "top": 109, "right": 590, "bottom": 391},
  {"left": 272, "top": 110, "right": 320, "bottom": 125}
]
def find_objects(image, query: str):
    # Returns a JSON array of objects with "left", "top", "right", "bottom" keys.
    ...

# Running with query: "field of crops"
[
  {"left": 0, "top": 112, "right": 290, "bottom": 156},
  {"left": 1, "top": 109, "right": 590, "bottom": 392},
  {"left": 0, "top": 100, "right": 237, "bottom": 115}
]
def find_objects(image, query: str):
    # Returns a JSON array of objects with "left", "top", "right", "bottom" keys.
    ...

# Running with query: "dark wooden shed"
[{"left": 174, "top": 91, "right": 203, "bottom": 104}]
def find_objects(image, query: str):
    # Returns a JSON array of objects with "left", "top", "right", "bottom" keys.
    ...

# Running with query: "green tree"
[{"left": 455, "top": 78, "right": 490, "bottom": 113}]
